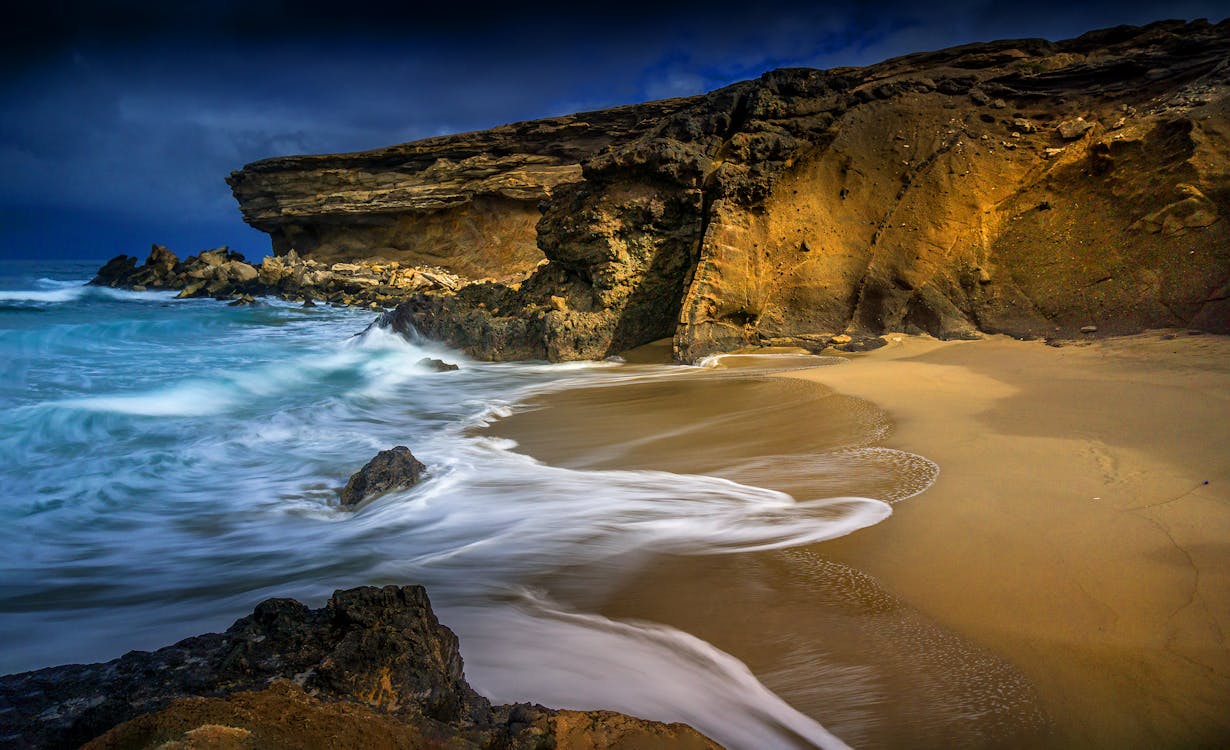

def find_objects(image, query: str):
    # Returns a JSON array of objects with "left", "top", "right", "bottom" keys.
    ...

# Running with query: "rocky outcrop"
[
  {"left": 226, "top": 100, "right": 690, "bottom": 280},
  {"left": 91, "top": 245, "right": 462, "bottom": 309},
  {"left": 338, "top": 446, "right": 427, "bottom": 507},
  {"left": 0, "top": 585, "right": 719, "bottom": 750},
  {"left": 233, "top": 20, "right": 1230, "bottom": 362}
]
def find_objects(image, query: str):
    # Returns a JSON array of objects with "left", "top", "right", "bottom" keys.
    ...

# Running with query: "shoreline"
[
  {"left": 490, "top": 331, "right": 1230, "bottom": 747},
  {"left": 776, "top": 331, "right": 1230, "bottom": 748}
]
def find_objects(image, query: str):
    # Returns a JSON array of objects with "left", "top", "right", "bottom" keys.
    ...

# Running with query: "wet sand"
[{"left": 487, "top": 332, "right": 1230, "bottom": 748}]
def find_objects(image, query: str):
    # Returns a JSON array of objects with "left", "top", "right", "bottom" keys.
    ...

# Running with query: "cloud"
[{"left": 1, "top": 0, "right": 1226, "bottom": 259}]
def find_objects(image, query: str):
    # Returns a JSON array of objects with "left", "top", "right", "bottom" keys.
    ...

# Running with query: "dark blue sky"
[{"left": 1, "top": 1, "right": 1224, "bottom": 262}]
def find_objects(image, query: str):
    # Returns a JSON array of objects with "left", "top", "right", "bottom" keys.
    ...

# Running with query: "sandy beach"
[{"left": 490, "top": 332, "right": 1230, "bottom": 748}]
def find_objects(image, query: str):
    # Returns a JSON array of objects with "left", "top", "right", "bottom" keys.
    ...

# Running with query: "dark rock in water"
[
  {"left": 338, "top": 446, "right": 426, "bottom": 507},
  {"left": 301, "top": 297, "right": 316, "bottom": 307},
  {"left": 417, "top": 357, "right": 460, "bottom": 372},
  {"left": 226, "top": 294, "right": 258, "bottom": 307},
  {"left": 0, "top": 586, "right": 719, "bottom": 750},
  {"left": 89, "top": 254, "right": 138, "bottom": 287}
]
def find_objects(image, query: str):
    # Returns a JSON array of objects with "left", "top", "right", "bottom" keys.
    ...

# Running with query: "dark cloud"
[{"left": 1, "top": 1, "right": 1224, "bottom": 259}]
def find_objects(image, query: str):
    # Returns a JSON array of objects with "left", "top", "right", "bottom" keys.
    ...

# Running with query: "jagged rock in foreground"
[
  {"left": 0, "top": 586, "right": 719, "bottom": 750},
  {"left": 231, "top": 20, "right": 1230, "bottom": 362}
]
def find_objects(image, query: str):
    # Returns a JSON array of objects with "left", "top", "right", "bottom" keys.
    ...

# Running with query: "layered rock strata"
[
  {"left": 233, "top": 20, "right": 1230, "bottom": 362},
  {"left": 0, "top": 586, "right": 718, "bottom": 750},
  {"left": 226, "top": 100, "right": 689, "bottom": 280}
]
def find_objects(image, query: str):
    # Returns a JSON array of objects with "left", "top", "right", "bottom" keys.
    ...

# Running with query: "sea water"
[{"left": 0, "top": 260, "right": 915, "bottom": 749}]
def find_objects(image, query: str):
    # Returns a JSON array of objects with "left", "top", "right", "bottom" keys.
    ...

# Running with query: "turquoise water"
[{"left": 0, "top": 260, "right": 907, "bottom": 749}]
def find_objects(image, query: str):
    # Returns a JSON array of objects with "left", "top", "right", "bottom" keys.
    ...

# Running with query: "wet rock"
[
  {"left": 1080, "top": 325, "right": 1098, "bottom": 333},
  {"left": 338, "top": 446, "right": 427, "bottom": 507},
  {"left": 0, "top": 586, "right": 718, "bottom": 750},
  {"left": 417, "top": 357, "right": 460, "bottom": 372},
  {"left": 89, "top": 254, "right": 139, "bottom": 287}
]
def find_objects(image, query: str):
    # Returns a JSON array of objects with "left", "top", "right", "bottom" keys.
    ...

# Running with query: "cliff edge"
[{"left": 229, "top": 19, "right": 1230, "bottom": 361}]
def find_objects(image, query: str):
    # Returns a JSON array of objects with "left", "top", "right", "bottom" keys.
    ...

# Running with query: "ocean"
[{"left": 1, "top": 260, "right": 927, "bottom": 749}]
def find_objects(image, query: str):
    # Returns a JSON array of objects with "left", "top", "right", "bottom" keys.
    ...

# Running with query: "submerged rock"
[
  {"left": 0, "top": 586, "right": 719, "bottom": 749},
  {"left": 338, "top": 446, "right": 427, "bottom": 507}
]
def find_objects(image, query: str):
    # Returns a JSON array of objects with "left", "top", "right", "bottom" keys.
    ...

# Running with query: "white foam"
[
  {"left": 0, "top": 285, "right": 178, "bottom": 303},
  {"left": 452, "top": 595, "right": 852, "bottom": 750}
]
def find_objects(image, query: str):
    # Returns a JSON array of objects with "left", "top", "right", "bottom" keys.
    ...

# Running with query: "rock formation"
[
  {"left": 338, "top": 446, "right": 427, "bottom": 507},
  {"left": 226, "top": 100, "right": 688, "bottom": 281},
  {"left": 0, "top": 586, "right": 718, "bottom": 750},
  {"left": 91, "top": 245, "right": 463, "bottom": 309},
  {"left": 226, "top": 20, "right": 1230, "bottom": 362}
]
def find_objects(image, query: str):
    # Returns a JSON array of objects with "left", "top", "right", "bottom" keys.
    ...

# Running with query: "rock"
[
  {"left": 175, "top": 282, "right": 205, "bottom": 298},
  {"left": 258, "top": 255, "right": 287, "bottom": 286},
  {"left": 1080, "top": 325, "right": 1098, "bottom": 333},
  {"left": 1131, "top": 184, "right": 1221, "bottom": 236},
  {"left": 416, "top": 357, "right": 460, "bottom": 372},
  {"left": 221, "top": 261, "right": 259, "bottom": 284},
  {"left": 89, "top": 254, "right": 138, "bottom": 287},
  {"left": 0, "top": 585, "right": 720, "bottom": 749},
  {"left": 301, "top": 297, "right": 316, "bottom": 307},
  {"left": 89, "top": 21, "right": 1230, "bottom": 352},
  {"left": 226, "top": 294, "right": 257, "bottom": 307},
  {"left": 1057, "top": 117, "right": 1094, "bottom": 140},
  {"left": 1010, "top": 118, "right": 1036, "bottom": 133},
  {"left": 830, "top": 334, "right": 853, "bottom": 344},
  {"left": 338, "top": 446, "right": 427, "bottom": 507},
  {"left": 144, "top": 244, "right": 178, "bottom": 275}
]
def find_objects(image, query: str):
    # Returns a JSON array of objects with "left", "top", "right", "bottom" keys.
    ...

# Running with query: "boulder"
[
  {"left": 0, "top": 586, "right": 719, "bottom": 750},
  {"left": 221, "top": 261, "right": 259, "bottom": 284},
  {"left": 338, "top": 446, "right": 427, "bottom": 507},
  {"left": 89, "top": 255, "right": 137, "bottom": 287},
  {"left": 1057, "top": 117, "right": 1094, "bottom": 140}
]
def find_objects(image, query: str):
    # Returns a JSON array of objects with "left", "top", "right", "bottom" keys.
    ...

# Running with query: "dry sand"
[
  {"left": 489, "top": 332, "right": 1230, "bottom": 748},
  {"left": 780, "top": 332, "right": 1230, "bottom": 748}
]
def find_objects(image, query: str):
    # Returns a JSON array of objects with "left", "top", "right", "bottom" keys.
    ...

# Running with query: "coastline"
[{"left": 489, "top": 331, "right": 1230, "bottom": 747}]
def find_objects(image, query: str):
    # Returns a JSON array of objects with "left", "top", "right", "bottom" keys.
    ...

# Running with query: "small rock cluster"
[{"left": 91, "top": 245, "right": 464, "bottom": 309}]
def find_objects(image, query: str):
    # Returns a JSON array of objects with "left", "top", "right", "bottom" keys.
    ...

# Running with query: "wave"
[
  {"left": 452, "top": 594, "right": 852, "bottom": 750},
  {"left": 51, "top": 320, "right": 453, "bottom": 417},
  {"left": 0, "top": 285, "right": 176, "bottom": 304}
]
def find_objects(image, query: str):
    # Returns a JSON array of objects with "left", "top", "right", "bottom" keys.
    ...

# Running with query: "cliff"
[
  {"left": 229, "top": 19, "right": 1230, "bottom": 362},
  {"left": 0, "top": 586, "right": 718, "bottom": 749}
]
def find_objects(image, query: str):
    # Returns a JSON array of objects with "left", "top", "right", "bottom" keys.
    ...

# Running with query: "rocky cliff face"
[
  {"left": 0, "top": 586, "right": 718, "bottom": 750},
  {"left": 230, "top": 20, "right": 1230, "bottom": 362},
  {"left": 227, "top": 101, "right": 688, "bottom": 281}
]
